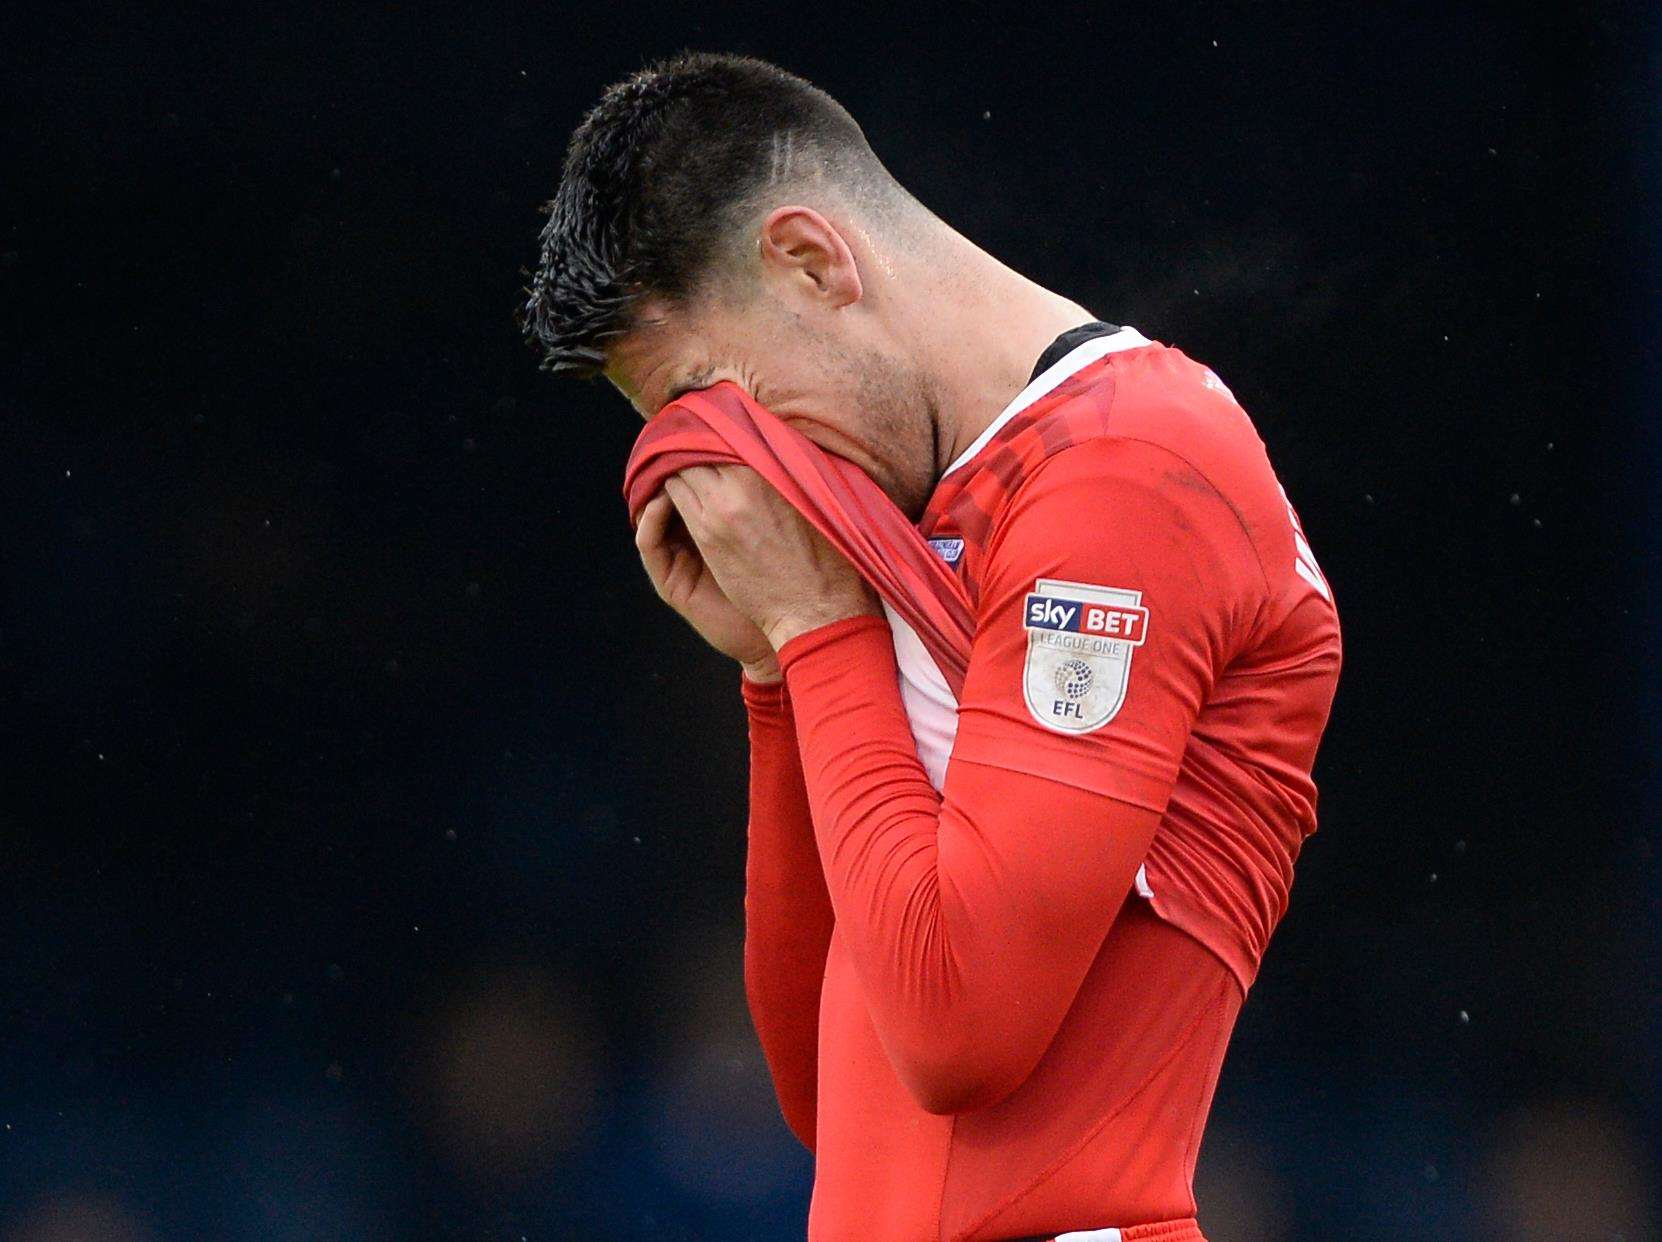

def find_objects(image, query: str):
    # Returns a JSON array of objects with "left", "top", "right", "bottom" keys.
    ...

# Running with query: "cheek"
[
  {"left": 741, "top": 326, "right": 835, "bottom": 408},
  {"left": 743, "top": 348, "right": 839, "bottom": 421},
  {"left": 786, "top": 416, "right": 887, "bottom": 480}
]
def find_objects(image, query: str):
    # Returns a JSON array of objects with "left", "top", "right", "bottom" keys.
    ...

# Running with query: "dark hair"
[{"left": 519, "top": 52, "right": 893, "bottom": 377}]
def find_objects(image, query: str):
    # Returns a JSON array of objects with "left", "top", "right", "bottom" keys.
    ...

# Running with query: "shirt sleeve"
[
  {"left": 741, "top": 673, "right": 835, "bottom": 1151},
  {"left": 779, "top": 617, "right": 1163, "bottom": 1116},
  {"left": 951, "top": 436, "right": 1263, "bottom": 812}
]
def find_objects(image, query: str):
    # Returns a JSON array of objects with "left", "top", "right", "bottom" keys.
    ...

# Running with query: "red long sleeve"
[
  {"left": 779, "top": 615, "right": 1162, "bottom": 1116},
  {"left": 740, "top": 673, "right": 835, "bottom": 1150}
]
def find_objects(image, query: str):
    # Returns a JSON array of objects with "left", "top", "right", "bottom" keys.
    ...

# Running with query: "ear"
[{"left": 756, "top": 206, "right": 863, "bottom": 309}]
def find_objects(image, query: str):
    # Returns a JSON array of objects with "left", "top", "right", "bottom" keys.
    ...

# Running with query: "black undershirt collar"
[{"left": 1028, "top": 320, "right": 1123, "bottom": 384}]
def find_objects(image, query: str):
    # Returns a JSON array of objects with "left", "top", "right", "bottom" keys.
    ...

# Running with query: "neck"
[{"left": 902, "top": 232, "right": 1097, "bottom": 481}]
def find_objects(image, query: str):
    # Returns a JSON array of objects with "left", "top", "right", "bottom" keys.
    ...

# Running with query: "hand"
[
  {"left": 635, "top": 492, "right": 783, "bottom": 683},
  {"left": 659, "top": 465, "right": 879, "bottom": 652}
]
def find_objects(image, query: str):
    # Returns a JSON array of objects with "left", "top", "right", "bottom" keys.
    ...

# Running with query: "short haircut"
[{"left": 519, "top": 52, "right": 897, "bottom": 377}]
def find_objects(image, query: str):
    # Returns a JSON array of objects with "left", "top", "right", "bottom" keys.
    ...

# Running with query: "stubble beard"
[{"left": 844, "top": 345, "right": 944, "bottom": 522}]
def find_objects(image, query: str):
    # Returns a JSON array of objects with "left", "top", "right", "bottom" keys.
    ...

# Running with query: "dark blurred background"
[{"left": 2, "top": 4, "right": 1658, "bottom": 1239}]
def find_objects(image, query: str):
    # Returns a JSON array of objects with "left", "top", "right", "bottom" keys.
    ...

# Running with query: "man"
[{"left": 522, "top": 53, "right": 1341, "bottom": 1242}]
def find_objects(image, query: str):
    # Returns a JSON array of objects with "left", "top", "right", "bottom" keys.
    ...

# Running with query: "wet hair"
[{"left": 519, "top": 51, "right": 904, "bottom": 377}]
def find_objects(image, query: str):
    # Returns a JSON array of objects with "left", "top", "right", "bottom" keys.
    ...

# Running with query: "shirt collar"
[{"left": 940, "top": 324, "right": 1152, "bottom": 479}]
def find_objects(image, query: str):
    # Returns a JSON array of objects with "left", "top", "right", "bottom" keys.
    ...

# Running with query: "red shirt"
[
  {"left": 922, "top": 332, "right": 1342, "bottom": 990},
  {"left": 742, "top": 329, "right": 1341, "bottom": 1240}
]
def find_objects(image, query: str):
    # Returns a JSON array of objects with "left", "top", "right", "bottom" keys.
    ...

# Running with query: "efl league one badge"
[{"left": 1022, "top": 578, "right": 1149, "bottom": 733}]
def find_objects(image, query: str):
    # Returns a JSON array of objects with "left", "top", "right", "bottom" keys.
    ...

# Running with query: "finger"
[
  {"left": 635, "top": 495, "right": 679, "bottom": 587},
  {"left": 687, "top": 464, "right": 760, "bottom": 530},
  {"left": 675, "top": 464, "right": 723, "bottom": 490},
  {"left": 635, "top": 492, "right": 674, "bottom": 553},
  {"left": 662, "top": 475, "right": 709, "bottom": 542},
  {"left": 706, "top": 463, "right": 777, "bottom": 521},
  {"left": 662, "top": 473, "right": 696, "bottom": 512}
]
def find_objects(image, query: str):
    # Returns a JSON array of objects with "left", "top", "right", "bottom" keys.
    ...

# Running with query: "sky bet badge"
[{"left": 1022, "top": 578, "right": 1149, "bottom": 733}]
